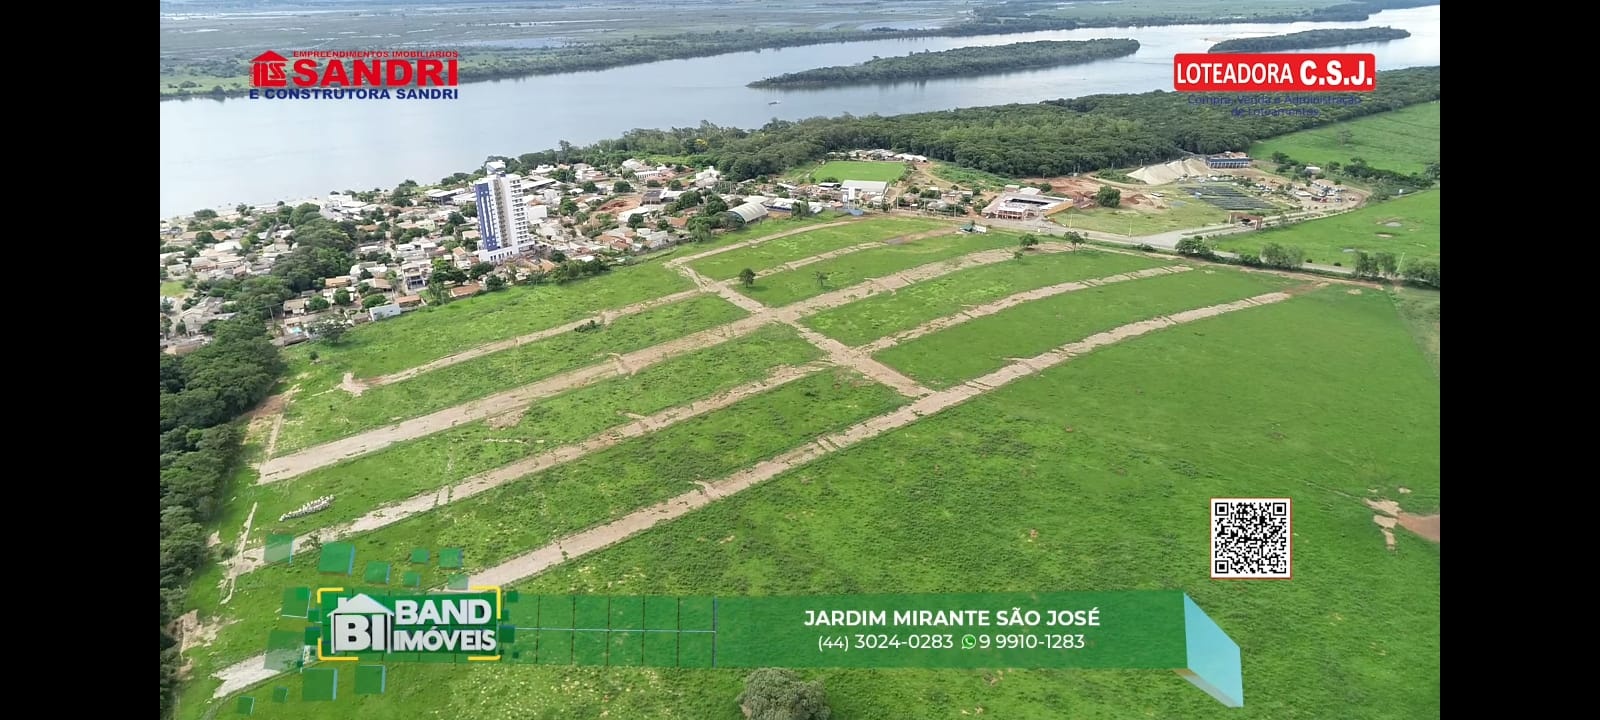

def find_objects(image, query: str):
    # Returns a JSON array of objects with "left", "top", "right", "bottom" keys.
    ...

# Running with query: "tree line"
[
  {"left": 478, "top": 66, "right": 1437, "bottom": 185},
  {"left": 1176, "top": 236, "right": 1439, "bottom": 288},
  {"left": 1209, "top": 27, "right": 1411, "bottom": 53},
  {"left": 160, "top": 318, "right": 284, "bottom": 718},
  {"left": 161, "top": 1, "right": 1439, "bottom": 99},
  {"left": 749, "top": 39, "right": 1139, "bottom": 89}
]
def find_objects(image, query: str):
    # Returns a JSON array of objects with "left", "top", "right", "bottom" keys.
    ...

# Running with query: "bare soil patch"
[
  {"left": 486, "top": 408, "right": 526, "bottom": 430},
  {"left": 1365, "top": 498, "right": 1439, "bottom": 549}
]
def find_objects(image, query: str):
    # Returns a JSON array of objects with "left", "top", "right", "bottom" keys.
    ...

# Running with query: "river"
[{"left": 158, "top": 6, "right": 1439, "bottom": 218}]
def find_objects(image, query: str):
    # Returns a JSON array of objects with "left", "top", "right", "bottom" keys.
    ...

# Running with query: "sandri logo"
[{"left": 318, "top": 589, "right": 502, "bottom": 661}]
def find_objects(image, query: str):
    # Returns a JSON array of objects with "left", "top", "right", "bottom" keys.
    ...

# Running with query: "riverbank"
[
  {"left": 749, "top": 39, "right": 1139, "bottom": 89},
  {"left": 1209, "top": 26, "right": 1412, "bottom": 53},
  {"left": 159, "top": 1, "right": 1441, "bottom": 101}
]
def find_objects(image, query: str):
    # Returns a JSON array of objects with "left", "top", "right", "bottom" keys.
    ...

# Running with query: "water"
[{"left": 158, "top": 6, "right": 1439, "bottom": 217}]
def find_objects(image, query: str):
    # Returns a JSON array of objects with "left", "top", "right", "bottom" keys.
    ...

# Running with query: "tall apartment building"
[{"left": 474, "top": 161, "right": 532, "bottom": 263}]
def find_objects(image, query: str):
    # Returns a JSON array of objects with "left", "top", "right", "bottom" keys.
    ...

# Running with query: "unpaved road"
[
  {"left": 230, "top": 363, "right": 829, "bottom": 575},
  {"left": 469, "top": 291, "right": 1292, "bottom": 588},
  {"left": 209, "top": 289, "right": 1293, "bottom": 698},
  {"left": 258, "top": 242, "right": 1075, "bottom": 484}
]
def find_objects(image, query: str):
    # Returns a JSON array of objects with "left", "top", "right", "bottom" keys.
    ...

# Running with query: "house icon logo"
[
  {"left": 327, "top": 593, "right": 394, "bottom": 653},
  {"left": 251, "top": 51, "right": 288, "bottom": 88}
]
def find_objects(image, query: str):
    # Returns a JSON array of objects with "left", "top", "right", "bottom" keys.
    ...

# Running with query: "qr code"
[{"left": 1210, "top": 498, "right": 1292, "bottom": 579}]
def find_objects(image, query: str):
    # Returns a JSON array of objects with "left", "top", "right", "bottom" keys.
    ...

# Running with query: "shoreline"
[{"left": 159, "top": 4, "right": 1439, "bottom": 103}]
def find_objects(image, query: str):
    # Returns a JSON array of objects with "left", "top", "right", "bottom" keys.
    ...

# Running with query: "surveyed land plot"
[
  {"left": 802, "top": 250, "right": 1164, "bottom": 346},
  {"left": 200, "top": 370, "right": 909, "bottom": 670},
  {"left": 248, "top": 325, "right": 824, "bottom": 539},
  {"left": 276, "top": 294, "right": 747, "bottom": 451},
  {"left": 487, "top": 290, "right": 1438, "bottom": 720},
  {"left": 689, "top": 217, "right": 947, "bottom": 281},
  {"left": 876, "top": 269, "right": 1295, "bottom": 388},
  {"left": 306, "top": 262, "right": 694, "bottom": 379},
  {"left": 738, "top": 230, "right": 1016, "bottom": 307},
  {"left": 1218, "top": 190, "right": 1440, "bottom": 263}
]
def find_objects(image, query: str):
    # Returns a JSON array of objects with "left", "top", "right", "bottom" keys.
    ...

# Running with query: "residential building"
[
  {"left": 369, "top": 304, "right": 404, "bottom": 321},
  {"left": 474, "top": 162, "right": 533, "bottom": 263},
  {"left": 400, "top": 260, "right": 431, "bottom": 292}
]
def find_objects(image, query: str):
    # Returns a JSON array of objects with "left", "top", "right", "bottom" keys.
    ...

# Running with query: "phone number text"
[{"left": 817, "top": 634, "right": 1087, "bottom": 652}]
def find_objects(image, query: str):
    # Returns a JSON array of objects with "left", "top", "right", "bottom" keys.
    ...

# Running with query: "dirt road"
[
  {"left": 230, "top": 363, "right": 829, "bottom": 575},
  {"left": 468, "top": 290, "right": 1293, "bottom": 588},
  {"left": 258, "top": 243, "right": 1075, "bottom": 484}
]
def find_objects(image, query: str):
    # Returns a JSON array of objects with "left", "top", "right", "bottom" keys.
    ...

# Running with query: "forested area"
[
  {"left": 480, "top": 66, "right": 1439, "bottom": 182},
  {"left": 160, "top": 318, "right": 283, "bottom": 718},
  {"left": 1209, "top": 27, "right": 1410, "bottom": 53},
  {"left": 749, "top": 39, "right": 1139, "bottom": 88}
]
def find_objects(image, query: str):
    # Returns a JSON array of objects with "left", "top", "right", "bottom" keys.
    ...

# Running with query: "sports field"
[
  {"left": 1249, "top": 101, "right": 1441, "bottom": 176},
  {"left": 1217, "top": 190, "right": 1439, "bottom": 263},
  {"left": 177, "top": 216, "right": 1439, "bottom": 720},
  {"left": 791, "top": 160, "right": 908, "bottom": 183}
]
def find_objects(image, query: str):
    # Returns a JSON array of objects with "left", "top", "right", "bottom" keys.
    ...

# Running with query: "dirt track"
[
  {"left": 468, "top": 291, "right": 1292, "bottom": 588},
  {"left": 257, "top": 242, "right": 1075, "bottom": 484},
  {"left": 230, "top": 363, "right": 828, "bottom": 575},
  {"left": 860, "top": 265, "right": 1193, "bottom": 353}
]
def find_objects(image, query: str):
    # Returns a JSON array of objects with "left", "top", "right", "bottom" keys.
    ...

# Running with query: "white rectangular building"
[{"left": 474, "top": 162, "right": 533, "bottom": 263}]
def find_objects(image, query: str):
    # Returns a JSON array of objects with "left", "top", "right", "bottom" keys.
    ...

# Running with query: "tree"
[
  {"left": 1064, "top": 231, "right": 1085, "bottom": 248},
  {"left": 195, "top": 230, "right": 217, "bottom": 245},
  {"left": 1018, "top": 234, "right": 1040, "bottom": 249},
  {"left": 628, "top": 213, "right": 646, "bottom": 229},
  {"left": 1375, "top": 252, "right": 1398, "bottom": 277},
  {"left": 703, "top": 193, "right": 730, "bottom": 216},
  {"left": 691, "top": 226, "right": 714, "bottom": 244},
  {"left": 361, "top": 294, "right": 389, "bottom": 309},
  {"left": 1094, "top": 186, "right": 1121, "bottom": 208},
  {"left": 469, "top": 261, "right": 496, "bottom": 279},
  {"left": 813, "top": 271, "right": 830, "bottom": 290},
  {"left": 174, "top": 320, "right": 187, "bottom": 336},
  {"left": 739, "top": 268, "right": 757, "bottom": 288},
  {"left": 1401, "top": 257, "right": 1440, "bottom": 288},
  {"left": 1353, "top": 251, "right": 1380, "bottom": 278},
  {"left": 193, "top": 209, "right": 218, "bottom": 220},
  {"left": 581, "top": 180, "right": 599, "bottom": 193},
  {"left": 358, "top": 269, "right": 373, "bottom": 280},
  {"left": 333, "top": 288, "right": 352, "bottom": 306},
  {"left": 461, "top": 201, "right": 478, "bottom": 218},
  {"left": 791, "top": 199, "right": 812, "bottom": 218},
  {"left": 308, "top": 296, "right": 330, "bottom": 311},
  {"left": 311, "top": 318, "right": 348, "bottom": 344},
  {"left": 1013, "top": 249, "right": 1025, "bottom": 261},
  {"left": 485, "top": 274, "right": 505, "bottom": 291},
  {"left": 737, "top": 668, "right": 831, "bottom": 720},
  {"left": 613, "top": 180, "right": 633, "bottom": 193},
  {"left": 1175, "top": 237, "right": 1214, "bottom": 258}
]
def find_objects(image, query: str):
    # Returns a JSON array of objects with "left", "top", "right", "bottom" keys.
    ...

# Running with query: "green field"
[
  {"left": 929, "top": 161, "right": 1016, "bottom": 191},
  {"left": 690, "top": 217, "right": 947, "bottom": 281},
  {"left": 738, "top": 230, "right": 1013, "bottom": 306},
  {"left": 187, "top": 369, "right": 909, "bottom": 676},
  {"left": 302, "top": 262, "right": 694, "bottom": 379},
  {"left": 226, "top": 326, "right": 824, "bottom": 547},
  {"left": 160, "top": 281, "right": 187, "bottom": 297},
  {"left": 275, "top": 294, "right": 747, "bottom": 452},
  {"left": 227, "top": 285, "right": 1439, "bottom": 719},
  {"left": 1053, "top": 198, "right": 1231, "bottom": 236},
  {"left": 802, "top": 249, "right": 1165, "bottom": 346},
  {"left": 668, "top": 212, "right": 848, "bottom": 254},
  {"left": 876, "top": 268, "right": 1294, "bottom": 388},
  {"left": 1217, "top": 190, "right": 1439, "bottom": 263},
  {"left": 792, "top": 160, "right": 909, "bottom": 183},
  {"left": 1249, "top": 101, "right": 1441, "bottom": 176}
]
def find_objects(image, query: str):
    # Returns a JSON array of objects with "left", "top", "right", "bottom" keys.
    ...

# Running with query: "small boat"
[{"left": 768, "top": 100, "right": 781, "bottom": 105}]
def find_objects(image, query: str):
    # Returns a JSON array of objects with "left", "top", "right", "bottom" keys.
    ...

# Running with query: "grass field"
[
  {"left": 1217, "top": 190, "right": 1439, "bottom": 264},
  {"left": 876, "top": 268, "right": 1294, "bottom": 388},
  {"left": 229, "top": 284, "right": 1439, "bottom": 719},
  {"left": 737, "top": 230, "right": 1015, "bottom": 306},
  {"left": 1249, "top": 101, "right": 1441, "bottom": 176},
  {"left": 275, "top": 294, "right": 747, "bottom": 451},
  {"left": 1392, "top": 286, "right": 1439, "bottom": 376},
  {"left": 690, "top": 217, "right": 947, "bottom": 281},
  {"left": 188, "top": 369, "right": 909, "bottom": 676},
  {"left": 667, "top": 212, "right": 847, "bottom": 255},
  {"left": 224, "top": 326, "right": 825, "bottom": 547},
  {"left": 300, "top": 262, "right": 694, "bottom": 379},
  {"left": 791, "top": 160, "right": 908, "bottom": 184},
  {"left": 928, "top": 161, "right": 1016, "bottom": 191},
  {"left": 1053, "top": 198, "right": 1230, "bottom": 236},
  {"left": 803, "top": 249, "right": 1165, "bottom": 346},
  {"left": 161, "top": 281, "right": 188, "bottom": 297}
]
